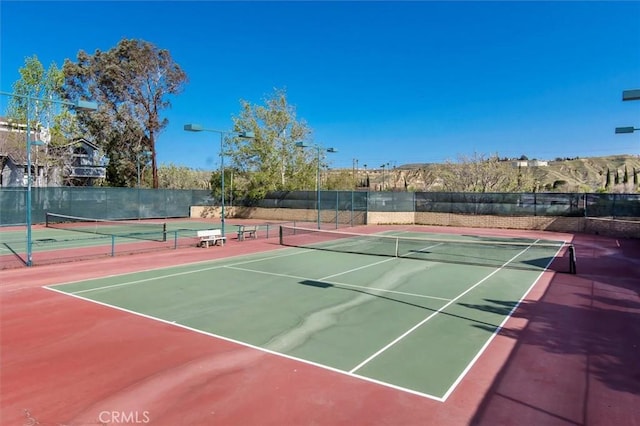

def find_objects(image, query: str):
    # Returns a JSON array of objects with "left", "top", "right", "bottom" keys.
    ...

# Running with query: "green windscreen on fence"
[
  {"left": 0, "top": 187, "right": 212, "bottom": 226},
  {"left": 253, "top": 190, "right": 368, "bottom": 227},
  {"left": 414, "top": 192, "right": 585, "bottom": 217},
  {"left": 1, "top": 187, "right": 638, "bottom": 227}
]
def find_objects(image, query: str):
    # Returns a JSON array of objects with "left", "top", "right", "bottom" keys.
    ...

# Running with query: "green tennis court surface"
[
  {"left": 47, "top": 230, "right": 564, "bottom": 400},
  {"left": 0, "top": 220, "right": 225, "bottom": 254}
]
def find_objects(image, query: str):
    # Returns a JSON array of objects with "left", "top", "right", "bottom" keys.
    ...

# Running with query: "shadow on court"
[
  {"left": 299, "top": 279, "right": 506, "bottom": 331},
  {"left": 469, "top": 234, "right": 640, "bottom": 425}
]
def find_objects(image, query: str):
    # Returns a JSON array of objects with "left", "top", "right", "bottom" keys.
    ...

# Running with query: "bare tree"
[{"left": 437, "top": 153, "right": 535, "bottom": 192}]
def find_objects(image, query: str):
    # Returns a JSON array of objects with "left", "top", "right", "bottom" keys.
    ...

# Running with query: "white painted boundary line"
[
  {"left": 66, "top": 248, "right": 311, "bottom": 294},
  {"left": 348, "top": 240, "right": 541, "bottom": 376},
  {"left": 224, "top": 263, "right": 452, "bottom": 302},
  {"left": 43, "top": 285, "right": 445, "bottom": 402},
  {"left": 45, "top": 234, "right": 568, "bottom": 402},
  {"left": 46, "top": 246, "right": 295, "bottom": 288},
  {"left": 439, "top": 240, "right": 567, "bottom": 401}
]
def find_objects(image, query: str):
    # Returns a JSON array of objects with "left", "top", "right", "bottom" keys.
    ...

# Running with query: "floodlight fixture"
[{"left": 622, "top": 89, "right": 640, "bottom": 101}]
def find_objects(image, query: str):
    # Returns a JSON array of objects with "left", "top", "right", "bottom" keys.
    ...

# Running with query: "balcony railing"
[{"left": 69, "top": 166, "right": 106, "bottom": 178}]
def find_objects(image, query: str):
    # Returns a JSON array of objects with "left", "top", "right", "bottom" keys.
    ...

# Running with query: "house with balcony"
[{"left": 0, "top": 117, "right": 106, "bottom": 187}]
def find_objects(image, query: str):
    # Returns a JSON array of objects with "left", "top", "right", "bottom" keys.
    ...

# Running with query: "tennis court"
[
  {"left": 0, "top": 216, "right": 287, "bottom": 268},
  {"left": 45, "top": 226, "right": 570, "bottom": 401},
  {"left": 4, "top": 223, "right": 639, "bottom": 425}
]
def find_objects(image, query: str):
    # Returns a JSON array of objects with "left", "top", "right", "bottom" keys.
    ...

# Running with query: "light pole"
[
  {"left": 295, "top": 142, "right": 337, "bottom": 229},
  {"left": 352, "top": 158, "right": 358, "bottom": 189},
  {"left": 380, "top": 163, "right": 386, "bottom": 191},
  {"left": 184, "top": 124, "right": 254, "bottom": 236},
  {"left": 136, "top": 150, "right": 153, "bottom": 188},
  {"left": 0, "top": 91, "right": 97, "bottom": 266},
  {"left": 363, "top": 164, "right": 368, "bottom": 189}
]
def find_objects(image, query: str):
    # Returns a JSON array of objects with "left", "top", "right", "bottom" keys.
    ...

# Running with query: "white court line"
[
  {"left": 224, "top": 263, "right": 452, "bottom": 302},
  {"left": 348, "top": 239, "right": 541, "bottom": 375},
  {"left": 439, "top": 240, "right": 565, "bottom": 401},
  {"left": 68, "top": 248, "right": 313, "bottom": 294},
  {"left": 43, "top": 285, "right": 445, "bottom": 402},
  {"left": 44, "top": 235, "right": 564, "bottom": 402},
  {"left": 67, "top": 239, "right": 442, "bottom": 296}
]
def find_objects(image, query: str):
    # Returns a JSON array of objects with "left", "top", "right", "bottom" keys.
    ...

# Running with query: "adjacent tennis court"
[
  {"left": 45, "top": 226, "right": 570, "bottom": 400},
  {"left": 0, "top": 216, "right": 288, "bottom": 268}
]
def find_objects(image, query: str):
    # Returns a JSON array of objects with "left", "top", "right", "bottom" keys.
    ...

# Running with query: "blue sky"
[{"left": 1, "top": 1, "right": 639, "bottom": 171}]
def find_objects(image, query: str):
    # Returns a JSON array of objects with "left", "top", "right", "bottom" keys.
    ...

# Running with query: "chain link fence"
[
  {"left": 0, "top": 187, "right": 212, "bottom": 226},
  {"left": 1, "top": 188, "right": 638, "bottom": 227}
]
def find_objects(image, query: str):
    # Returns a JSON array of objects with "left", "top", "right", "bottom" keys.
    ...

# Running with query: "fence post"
[
  {"left": 365, "top": 191, "right": 369, "bottom": 224},
  {"left": 612, "top": 193, "right": 617, "bottom": 218},
  {"left": 351, "top": 191, "right": 354, "bottom": 227},
  {"left": 335, "top": 191, "right": 339, "bottom": 229}
]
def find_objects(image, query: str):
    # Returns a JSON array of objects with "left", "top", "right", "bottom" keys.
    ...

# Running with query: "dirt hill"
[
  {"left": 353, "top": 154, "right": 640, "bottom": 192},
  {"left": 529, "top": 155, "right": 640, "bottom": 192}
]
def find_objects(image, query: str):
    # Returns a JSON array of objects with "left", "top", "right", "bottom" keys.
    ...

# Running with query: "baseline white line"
[
  {"left": 43, "top": 286, "right": 445, "bottom": 402},
  {"left": 224, "top": 265, "right": 451, "bottom": 302},
  {"left": 348, "top": 240, "right": 541, "bottom": 375}
]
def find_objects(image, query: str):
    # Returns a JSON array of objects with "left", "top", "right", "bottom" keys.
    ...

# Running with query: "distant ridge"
[{"left": 342, "top": 154, "right": 640, "bottom": 192}]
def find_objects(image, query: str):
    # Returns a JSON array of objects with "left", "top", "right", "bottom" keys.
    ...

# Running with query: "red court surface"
[{"left": 1, "top": 225, "right": 639, "bottom": 425}]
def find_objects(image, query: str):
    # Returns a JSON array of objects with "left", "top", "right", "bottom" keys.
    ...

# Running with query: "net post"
[
  {"left": 569, "top": 245, "right": 576, "bottom": 274},
  {"left": 279, "top": 225, "right": 283, "bottom": 245},
  {"left": 162, "top": 223, "right": 167, "bottom": 242}
]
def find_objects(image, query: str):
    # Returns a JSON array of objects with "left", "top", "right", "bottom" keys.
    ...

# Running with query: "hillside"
[
  {"left": 350, "top": 154, "right": 640, "bottom": 193},
  {"left": 529, "top": 155, "right": 640, "bottom": 192}
]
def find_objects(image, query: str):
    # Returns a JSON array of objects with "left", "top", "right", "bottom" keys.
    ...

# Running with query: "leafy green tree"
[
  {"left": 229, "top": 88, "right": 315, "bottom": 200},
  {"left": 326, "top": 170, "right": 355, "bottom": 190},
  {"left": 63, "top": 38, "right": 188, "bottom": 188},
  {"left": 157, "top": 164, "right": 211, "bottom": 189},
  {"left": 7, "top": 55, "right": 64, "bottom": 127},
  {"left": 5, "top": 55, "right": 89, "bottom": 185}
]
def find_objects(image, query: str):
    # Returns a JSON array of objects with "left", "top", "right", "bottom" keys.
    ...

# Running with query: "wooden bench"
[
  {"left": 237, "top": 225, "right": 258, "bottom": 241},
  {"left": 197, "top": 229, "right": 226, "bottom": 247}
]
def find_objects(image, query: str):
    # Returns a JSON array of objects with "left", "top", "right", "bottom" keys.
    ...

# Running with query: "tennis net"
[
  {"left": 279, "top": 225, "right": 576, "bottom": 273},
  {"left": 45, "top": 212, "right": 167, "bottom": 242}
]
